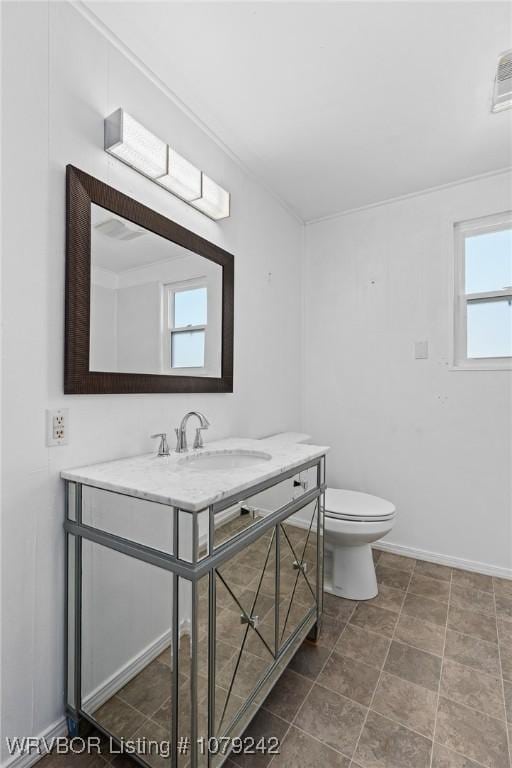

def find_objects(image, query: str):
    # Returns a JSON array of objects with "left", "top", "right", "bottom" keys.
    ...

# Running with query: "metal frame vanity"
[{"left": 64, "top": 441, "right": 327, "bottom": 768}]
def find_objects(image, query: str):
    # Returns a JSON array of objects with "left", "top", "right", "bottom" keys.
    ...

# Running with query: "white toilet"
[{"left": 324, "top": 489, "right": 396, "bottom": 600}]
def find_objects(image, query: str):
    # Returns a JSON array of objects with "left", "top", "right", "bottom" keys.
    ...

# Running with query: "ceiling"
[
  {"left": 84, "top": 1, "right": 512, "bottom": 222},
  {"left": 91, "top": 204, "right": 190, "bottom": 272}
]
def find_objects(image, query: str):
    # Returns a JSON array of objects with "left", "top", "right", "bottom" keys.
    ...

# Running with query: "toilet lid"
[{"left": 324, "top": 489, "right": 396, "bottom": 522}]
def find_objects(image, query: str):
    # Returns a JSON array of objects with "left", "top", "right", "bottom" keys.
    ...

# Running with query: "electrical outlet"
[{"left": 47, "top": 408, "right": 69, "bottom": 446}]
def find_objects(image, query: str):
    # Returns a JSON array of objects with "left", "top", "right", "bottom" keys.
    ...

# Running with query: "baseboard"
[
  {"left": 198, "top": 501, "right": 245, "bottom": 550},
  {"left": 82, "top": 628, "right": 173, "bottom": 713},
  {"left": 1, "top": 718, "right": 68, "bottom": 768},
  {"left": 2, "top": 623, "right": 192, "bottom": 768},
  {"left": 375, "top": 540, "right": 512, "bottom": 580}
]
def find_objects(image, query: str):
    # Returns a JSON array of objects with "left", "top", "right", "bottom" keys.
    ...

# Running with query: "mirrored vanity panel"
[
  {"left": 80, "top": 541, "right": 174, "bottom": 747},
  {"left": 65, "top": 166, "right": 234, "bottom": 394},
  {"left": 64, "top": 453, "right": 326, "bottom": 768},
  {"left": 81, "top": 486, "right": 174, "bottom": 554},
  {"left": 213, "top": 464, "right": 320, "bottom": 551}
]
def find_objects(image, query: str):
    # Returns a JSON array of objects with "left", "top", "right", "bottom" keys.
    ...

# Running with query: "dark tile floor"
[{"left": 39, "top": 550, "right": 512, "bottom": 768}]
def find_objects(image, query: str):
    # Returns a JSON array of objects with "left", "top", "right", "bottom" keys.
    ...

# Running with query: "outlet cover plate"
[
  {"left": 47, "top": 408, "right": 69, "bottom": 446},
  {"left": 414, "top": 340, "right": 429, "bottom": 360}
]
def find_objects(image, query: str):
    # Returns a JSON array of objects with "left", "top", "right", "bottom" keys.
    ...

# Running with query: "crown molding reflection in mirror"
[{"left": 104, "top": 108, "right": 230, "bottom": 220}]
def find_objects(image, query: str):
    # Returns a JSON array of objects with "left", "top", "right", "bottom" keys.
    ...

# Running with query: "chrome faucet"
[{"left": 175, "top": 411, "right": 210, "bottom": 453}]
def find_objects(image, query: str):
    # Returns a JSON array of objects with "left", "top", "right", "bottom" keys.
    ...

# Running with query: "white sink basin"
[{"left": 178, "top": 449, "right": 272, "bottom": 471}]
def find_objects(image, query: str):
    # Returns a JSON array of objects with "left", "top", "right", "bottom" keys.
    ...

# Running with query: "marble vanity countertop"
[
  {"left": 61, "top": 434, "right": 329, "bottom": 512},
  {"left": 258, "top": 431, "right": 312, "bottom": 446}
]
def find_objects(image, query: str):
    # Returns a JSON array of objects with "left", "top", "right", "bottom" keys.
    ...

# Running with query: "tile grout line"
[
  {"left": 182, "top": 584, "right": 509, "bottom": 766},
  {"left": 266, "top": 550, "right": 369, "bottom": 768},
  {"left": 293, "top": 632, "right": 510, "bottom": 726},
  {"left": 268, "top": 553, "right": 383, "bottom": 764},
  {"left": 347, "top": 556, "right": 416, "bottom": 767},
  {"left": 99, "top": 557, "right": 507, "bottom": 768},
  {"left": 286, "top": 720, "right": 354, "bottom": 762},
  {"left": 444, "top": 625, "right": 500, "bottom": 649},
  {"left": 266, "top": 717, "right": 292, "bottom": 766},
  {"left": 440, "top": 654, "right": 505, "bottom": 687},
  {"left": 429, "top": 564, "right": 451, "bottom": 768},
  {"left": 428, "top": 744, "right": 493, "bottom": 768},
  {"left": 107, "top": 564, "right": 502, "bottom": 768},
  {"left": 309, "top": 600, "right": 359, "bottom": 685},
  {"left": 347, "top": 708, "right": 488, "bottom": 767},
  {"left": 432, "top": 690, "right": 509, "bottom": 725},
  {"left": 218, "top": 566, "right": 509, "bottom": 767},
  {"left": 266, "top": 594, "right": 360, "bottom": 767},
  {"left": 269, "top": 556, "right": 467, "bottom": 764},
  {"left": 493, "top": 578, "right": 512, "bottom": 768}
]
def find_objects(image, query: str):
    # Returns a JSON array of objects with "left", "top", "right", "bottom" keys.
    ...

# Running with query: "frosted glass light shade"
[
  {"left": 104, "top": 109, "right": 167, "bottom": 179},
  {"left": 156, "top": 147, "right": 202, "bottom": 201},
  {"left": 104, "top": 109, "right": 231, "bottom": 219},
  {"left": 191, "top": 174, "right": 230, "bottom": 220}
]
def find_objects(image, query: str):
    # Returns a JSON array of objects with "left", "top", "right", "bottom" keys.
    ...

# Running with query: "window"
[
  {"left": 165, "top": 282, "right": 207, "bottom": 369},
  {"left": 454, "top": 212, "right": 512, "bottom": 369}
]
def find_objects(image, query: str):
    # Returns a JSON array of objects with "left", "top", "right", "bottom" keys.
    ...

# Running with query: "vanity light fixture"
[
  {"left": 104, "top": 108, "right": 230, "bottom": 219},
  {"left": 104, "top": 109, "right": 167, "bottom": 178},
  {"left": 191, "top": 174, "right": 231, "bottom": 220},
  {"left": 156, "top": 146, "right": 202, "bottom": 202}
]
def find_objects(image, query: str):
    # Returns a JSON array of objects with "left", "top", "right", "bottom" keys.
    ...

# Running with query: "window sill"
[{"left": 449, "top": 360, "right": 512, "bottom": 371}]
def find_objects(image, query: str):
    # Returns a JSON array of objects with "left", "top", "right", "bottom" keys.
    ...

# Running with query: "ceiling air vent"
[
  {"left": 492, "top": 50, "right": 512, "bottom": 112},
  {"left": 94, "top": 218, "right": 147, "bottom": 241}
]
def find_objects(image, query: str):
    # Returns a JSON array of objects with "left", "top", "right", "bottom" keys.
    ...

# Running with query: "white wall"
[
  {"left": 116, "top": 281, "right": 161, "bottom": 372},
  {"left": 90, "top": 283, "right": 118, "bottom": 370},
  {"left": 0, "top": 2, "right": 303, "bottom": 761},
  {"left": 303, "top": 171, "right": 512, "bottom": 576}
]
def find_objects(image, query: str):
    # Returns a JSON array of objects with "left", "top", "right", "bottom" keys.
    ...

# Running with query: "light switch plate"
[
  {"left": 414, "top": 340, "right": 429, "bottom": 359},
  {"left": 47, "top": 408, "right": 69, "bottom": 446}
]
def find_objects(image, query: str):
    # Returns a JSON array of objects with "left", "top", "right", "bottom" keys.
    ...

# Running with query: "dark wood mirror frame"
[{"left": 65, "top": 165, "right": 234, "bottom": 394}]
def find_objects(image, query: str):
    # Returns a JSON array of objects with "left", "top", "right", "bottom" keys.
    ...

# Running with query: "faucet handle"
[
  {"left": 193, "top": 427, "right": 207, "bottom": 450},
  {"left": 151, "top": 433, "right": 170, "bottom": 456}
]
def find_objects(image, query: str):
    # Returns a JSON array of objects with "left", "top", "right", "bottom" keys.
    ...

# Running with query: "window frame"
[
  {"left": 453, "top": 211, "right": 512, "bottom": 371},
  {"left": 163, "top": 278, "right": 209, "bottom": 373}
]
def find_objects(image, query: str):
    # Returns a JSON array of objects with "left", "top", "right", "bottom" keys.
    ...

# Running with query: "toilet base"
[{"left": 327, "top": 543, "right": 378, "bottom": 600}]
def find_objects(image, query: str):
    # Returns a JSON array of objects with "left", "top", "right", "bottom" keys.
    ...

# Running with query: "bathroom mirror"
[{"left": 65, "top": 166, "right": 234, "bottom": 394}]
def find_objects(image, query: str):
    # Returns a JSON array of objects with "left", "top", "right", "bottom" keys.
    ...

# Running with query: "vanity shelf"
[{"left": 63, "top": 439, "right": 327, "bottom": 768}]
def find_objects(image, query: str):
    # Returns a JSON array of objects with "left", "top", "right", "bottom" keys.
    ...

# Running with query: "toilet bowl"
[{"left": 324, "top": 489, "right": 396, "bottom": 600}]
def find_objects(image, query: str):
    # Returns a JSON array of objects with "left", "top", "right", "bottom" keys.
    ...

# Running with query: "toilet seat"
[{"left": 324, "top": 489, "right": 396, "bottom": 523}]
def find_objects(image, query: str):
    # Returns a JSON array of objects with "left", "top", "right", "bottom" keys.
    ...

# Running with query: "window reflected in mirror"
[{"left": 167, "top": 284, "right": 207, "bottom": 369}]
